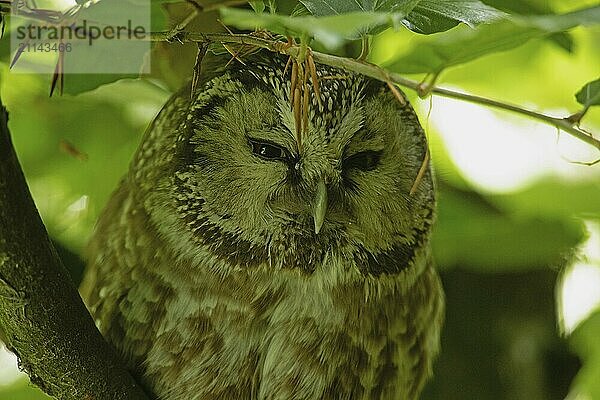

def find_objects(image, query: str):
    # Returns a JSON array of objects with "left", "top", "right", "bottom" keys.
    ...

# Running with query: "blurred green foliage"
[{"left": 1, "top": 0, "right": 599, "bottom": 398}]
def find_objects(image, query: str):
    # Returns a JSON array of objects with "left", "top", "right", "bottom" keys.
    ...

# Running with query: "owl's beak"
[{"left": 312, "top": 179, "right": 328, "bottom": 234}]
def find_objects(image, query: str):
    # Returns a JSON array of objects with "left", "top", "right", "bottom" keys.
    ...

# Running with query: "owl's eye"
[
  {"left": 248, "top": 139, "right": 288, "bottom": 161},
  {"left": 343, "top": 150, "right": 382, "bottom": 171}
]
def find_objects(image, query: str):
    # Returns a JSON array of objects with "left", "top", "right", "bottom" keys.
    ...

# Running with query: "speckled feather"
[{"left": 80, "top": 52, "right": 444, "bottom": 400}]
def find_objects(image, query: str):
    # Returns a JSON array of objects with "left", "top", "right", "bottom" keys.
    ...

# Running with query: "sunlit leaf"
[
  {"left": 482, "top": 0, "right": 574, "bottom": 52},
  {"left": 401, "top": 8, "right": 460, "bottom": 34},
  {"left": 386, "top": 20, "right": 540, "bottom": 74},
  {"left": 299, "top": 0, "right": 420, "bottom": 14},
  {"left": 403, "top": 0, "right": 505, "bottom": 34},
  {"left": 299, "top": 0, "right": 504, "bottom": 34},
  {"left": 522, "top": 5, "right": 600, "bottom": 31},
  {"left": 415, "top": 0, "right": 505, "bottom": 27},
  {"left": 249, "top": 1, "right": 266, "bottom": 13},
  {"left": 386, "top": 5, "right": 600, "bottom": 74},
  {"left": 575, "top": 78, "right": 600, "bottom": 110},
  {"left": 151, "top": 0, "right": 172, "bottom": 31},
  {"left": 220, "top": 7, "right": 407, "bottom": 48}
]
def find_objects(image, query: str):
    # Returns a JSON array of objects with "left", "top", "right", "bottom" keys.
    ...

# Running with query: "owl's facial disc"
[{"left": 164, "top": 55, "right": 433, "bottom": 272}]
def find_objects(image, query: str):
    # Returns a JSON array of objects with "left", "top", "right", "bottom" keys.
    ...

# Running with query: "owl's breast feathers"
[{"left": 80, "top": 179, "right": 443, "bottom": 400}]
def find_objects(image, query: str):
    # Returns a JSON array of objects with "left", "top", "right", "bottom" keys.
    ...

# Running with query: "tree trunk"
[{"left": 0, "top": 95, "right": 150, "bottom": 400}]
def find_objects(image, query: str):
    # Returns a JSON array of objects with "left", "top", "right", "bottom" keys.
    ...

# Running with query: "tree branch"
[
  {"left": 147, "top": 31, "right": 600, "bottom": 153},
  {"left": 310, "top": 53, "right": 600, "bottom": 153},
  {"left": 0, "top": 96, "right": 149, "bottom": 399}
]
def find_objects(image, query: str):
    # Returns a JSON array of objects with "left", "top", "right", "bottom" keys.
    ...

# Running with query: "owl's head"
[{"left": 131, "top": 51, "right": 434, "bottom": 276}]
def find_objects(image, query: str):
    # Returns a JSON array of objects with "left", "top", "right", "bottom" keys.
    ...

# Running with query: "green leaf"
[
  {"left": 220, "top": 7, "right": 407, "bottom": 48},
  {"left": 521, "top": 5, "right": 600, "bottom": 31},
  {"left": 299, "top": 0, "right": 420, "bottom": 14},
  {"left": 249, "top": 1, "right": 266, "bottom": 13},
  {"left": 1, "top": 9, "right": 5, "bottom": 39},
  {"left": 386, "top": 20, "right": 540, "bottom": 74},
  {"left": 402, "top": 8, "right": 460, "bottom": 34},
  {"left": 481, "top": 0, "right": 574, "bottom": 51},
  {"left": 575, "top": 78, "right": 600, "bottom": 110},
  {"left": 482, "top": 0, "right": 553, "bottom": 15},
  {"left": 151, "top": 0, "right": 171, "bottom": 31},
  {"left": 415, "top": 0, "right": 505, "bottom": 27},
  {"left": 299, "top": 0, "right": 504, "bottom": 34},
  {"left": 403, "top": 0, "right": 506, "bottom": 34},
  {"left": 386, "top": 5, "right": 600, "bottom": 74},
  {"left": 224, "top": 1, "right": 506, "bottom": 48}
]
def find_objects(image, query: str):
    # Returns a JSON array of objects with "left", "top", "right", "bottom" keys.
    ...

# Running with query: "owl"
[{"left": 80, "top": 50, "right": 444, "bottom": 400}]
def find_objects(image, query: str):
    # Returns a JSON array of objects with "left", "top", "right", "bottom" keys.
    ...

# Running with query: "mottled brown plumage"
[{"left": 80, "top": 52, "right": 444, "bottom": 400}]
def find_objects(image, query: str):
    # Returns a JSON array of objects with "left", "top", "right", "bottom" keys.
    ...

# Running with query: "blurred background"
[{"left": 0, "top": 0, "right": 599, "bottom": 399}]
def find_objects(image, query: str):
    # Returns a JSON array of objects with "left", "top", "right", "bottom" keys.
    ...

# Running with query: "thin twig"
[
  {"left": 410, "top": 147, "right": 430, "bottom": 195},
  {"left": 307, "top": 51, "right": 600, "bottom": 152},
  {"left": 358, "top": 35, "right": 370, "bottom": 61},
  {"left": 165, "top": 5, "right": 200, "bottom": 41},
  {"left": 148, "top": 31, "right": 281, "bottom": 51},
  {"left": 429, "top": 87, "right": 599, "bottom": 150},
  {"left": 191, "top": 42, "right": 209, "bottom": 98}
]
